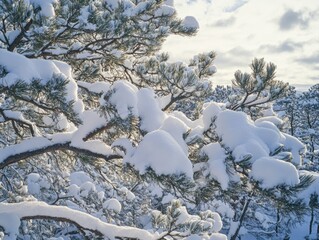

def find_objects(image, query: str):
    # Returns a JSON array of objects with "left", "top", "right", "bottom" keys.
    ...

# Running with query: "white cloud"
[{"left": 162, "top": 0, "right": 319, "bottom": 89}]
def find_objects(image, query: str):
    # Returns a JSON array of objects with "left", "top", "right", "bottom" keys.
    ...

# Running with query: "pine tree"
[{"left": 0, "top": 1, "right": 315, "bottom": 239}]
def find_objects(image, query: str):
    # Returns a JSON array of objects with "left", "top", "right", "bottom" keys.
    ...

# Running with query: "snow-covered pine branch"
[{"left": 0, "top": 201, "right": 158, "bottom": 240}]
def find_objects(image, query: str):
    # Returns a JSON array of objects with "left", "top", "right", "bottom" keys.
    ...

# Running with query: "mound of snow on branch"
[
  {"left": 124, "top": 130, "right": 193, "bottom": 179},
  {"left": 103, "top": 198, "right": 122, "bottom": 213},
  {"left": 0, "top": 49, "right": 84, "bottom": 114},
  {"left": 182, "top": 16, "right": 199, "bottom": 30},
  {"left": 201, "top": 143, "right": 229, "bottom": 190},
  {"left": 298, "top": 171, "right": 319, "bottom": 200},
  {"left": 0, "top": 201, "right": 158, "bottom": 239},
  {"left": 250, "top": 157, "right": 300, "bottom": 189},
  {"left": 203, "top": 102, "right": 305, "bottom": 165},
  {"left": 138, "top": 88, "right": 165, "bottom": 132}
]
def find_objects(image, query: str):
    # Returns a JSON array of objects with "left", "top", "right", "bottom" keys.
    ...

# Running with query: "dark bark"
[
  {"left": 7, "top": 19, "right": 33, "bottom": 52},
  {"left": 0, "top": 141, "right": 121, "bottom": 169},
  {"left": 230, "top": 199, "right": 251, "bottom": 240},
  {"left": 310, "top": 208, "right": 314, "bottom": 235}
]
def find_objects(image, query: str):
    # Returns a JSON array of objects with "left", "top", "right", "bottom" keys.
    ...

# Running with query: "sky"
[{"left": 162, "top": 0, "right": 319, "bottom": 90}]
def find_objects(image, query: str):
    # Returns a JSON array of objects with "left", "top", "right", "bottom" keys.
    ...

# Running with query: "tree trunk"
[
  {"left": 230, "top": 199, "right": 251, "bottom": 240},
  {"left": 275, "top": 208, "right": 280, "bottom": 234},
  {"left": 309, "top": 208, "right": 314, "bottom": 235},
  {"left": 289, "top": 111, "right": 294, "bottom": 136}
]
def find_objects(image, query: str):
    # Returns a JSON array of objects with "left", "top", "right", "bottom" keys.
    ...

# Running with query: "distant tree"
[
  {"left": 275, "top": 84, "right": 319, "bottom": 168},
  {"left": 309, "top": 193, "right": 319, "bottom": 235},
  {"left": 211, "top": 58, "right": 288, "bottom": 120},
  {"left": 274, "top": 85, "right": 298, "bottom": 135},
  {"left": 297, "top": 85, "right": 319, "bottom": 164},
  {"left": 230, "top": 58, "right": 288, "bottom": 113}
]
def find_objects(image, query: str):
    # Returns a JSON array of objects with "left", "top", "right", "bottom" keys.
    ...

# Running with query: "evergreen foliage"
[{"left": 0, "top": 1, "right": 318, "bottom": 240}]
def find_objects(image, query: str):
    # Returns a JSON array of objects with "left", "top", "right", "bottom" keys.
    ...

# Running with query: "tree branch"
[
  {"left": 0, "top": 201, "right": 157, "bottom": 239},
  {"left": 0, "top": 137, "right": 121, "bottom": 169},
  {"left": 7, "top": 19, "right": 33, "bottom": 52}
]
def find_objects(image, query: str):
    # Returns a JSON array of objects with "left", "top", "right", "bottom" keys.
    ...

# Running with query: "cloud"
[
  {"left": 186, "top": 0, "right": 211, "bottom": 4},
  {"left": 279, "top": 9, "right": 310, "bottom": 30},
  {"left": 224, "top": 0, "right": 248, "bottom": 12},
  {"left": 310, "top": 76, "right": 319, "bottom": 81},
  {"left": 259, "top": 40, "right": 303, "bottom": 53},
  {"left": 215, "top": 47, "right": 254, "bottom": 69},
  {"left": 212, "top": 16, "right": 236, "bottom": 27},
  {"left": 297, "top": 52, "right": 319, "bottom": 65},
  {"left": 164, "top": 0, "right": 319, "bottom": 89}
]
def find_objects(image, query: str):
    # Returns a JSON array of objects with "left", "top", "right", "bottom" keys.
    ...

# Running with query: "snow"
[
  {"left": 289, "top": 214, "right": 316, "bottom": 240},
  {"left": 105, "top": 0, "right": 121, "bottom": 10},
  {"left": 255, "top": 116, "right": 284, "bottom": 127},
  {"left": 0, "top": 19, "right": 311, "bottom": 239},
  {"left": 124, "top": 130, "right": 193, "bottom": 179},
  {"left": 208, "top": 65, "right": 217, "bottom": 74},
  {"left": 109, "top": 81, "right": 138, "bottom": 119},
  {"left": 0, "top": 135, "right": 69, "bottom": 165},
  {"left": 154, "top": 5, "right": 175, "bottom": 17},
  {"left": 103, "top": 198, "right": 122, "bottom": 213},
  {"left": 111, "top": 138, "right": 134, "bottom": 156},
  {"left": 0, "top": 49, "right": 84, "bottom": 114},
  {"left": 0, "top": 201, "right": 159, "bottom": 239},
  {"left": 78, "top": 6, "right": 97, "bottom": 30},
  {"left": 52, "top": 60, "right": 84, "bottom": 114},
  {"left": 133, "top": 2, "right": 149, "bottom": 15},
  {"left": 6, "top": 30, "right": 20, "bottom": 45},
  {"left": 182, "top": 16, "right": 199, "bottom": 30},
  {"left": 70, "top": 171, "right": 92, "bottom": 185},
  {"left": 161, "top": 193, "right": 175, "bottom": 204},
  {"left": 201, "top": 143, "right": 229, "bottom": 190},
  {"left": 0, "top": 111, "right": 116, "bottom": 166},
  {"left": 68, "top": 175, "right": 99, "bottom": 199},
  {"left": 171, "top": 111, "right": 203, "bottom": 130},
  {"left": 0, "top": 213, "right": 20, "bottom": 240},
  {"left": 0, "top": 49, "right": 58, "bottom": 84},
  {"left": 228, "top": 221, "right": 240, "bottom": 239},
  {"left": 215, "top": 109, "right": 284, "bottom": 163},
  {"left": 70, "top": 110, "right": 113, "bottom": 156},
  {"left": 209, "top": 233, "right": 227, "bottom": 240},
  {"left": 207, "top": 211, "right": 223, "bottom": 232},
  {"left": 160, "top": 116, "right": 189, "bottom": 154},
  {"left": 137, "top": 88, "right": 165, "bottom": 132},
  {"left": 298, "top": 171, "right": 319, "bottom": 200},
  {"left": 56, "top": 114, "right": 69, "bottom": 130},
  {"left": 68, "top": 184, "right": 80, "bottom": 196},
  {"left": 29, "top": 0, "right": 57, "bottom": 17},
  {"left": 80, "top": 181, "right": 96, "bottom": 197},
  {"left": 2, "top": 110, "right": 33, "bottom": 126},
  {"left": 123, "top": 59, "right": 133, "bottom": 69},
  {"left": 282, "top": 133, "right": 305, "bottom": 165},
  {"left": 255, "top": 212, "right": 272, "bottom": 229},
  {"left": 27, "top": 173, "right": 41, "bottom": 195},
  {"left": 119, "top": 187, "right": 136, "bottom": 201},
  {"left": 250, "top": 157, "right": 300, "bottom": 189},
  {"left": 164, "top": 0, "right": 174, "bottom": 6},
  {"left": 210, "top": 200, "right": 235, "bottom": 219},
  {"left": 150, "top": 185, "right": 163, "bottom": 197},
  {"left": 175, "top": 205, "right": 200, "bottom": 225},
  {"left": 202, "top": 102, "right": 222, "bottom": 131},
  {"left": 78, "top": 81, "right": 110, "bottom": 93}
]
